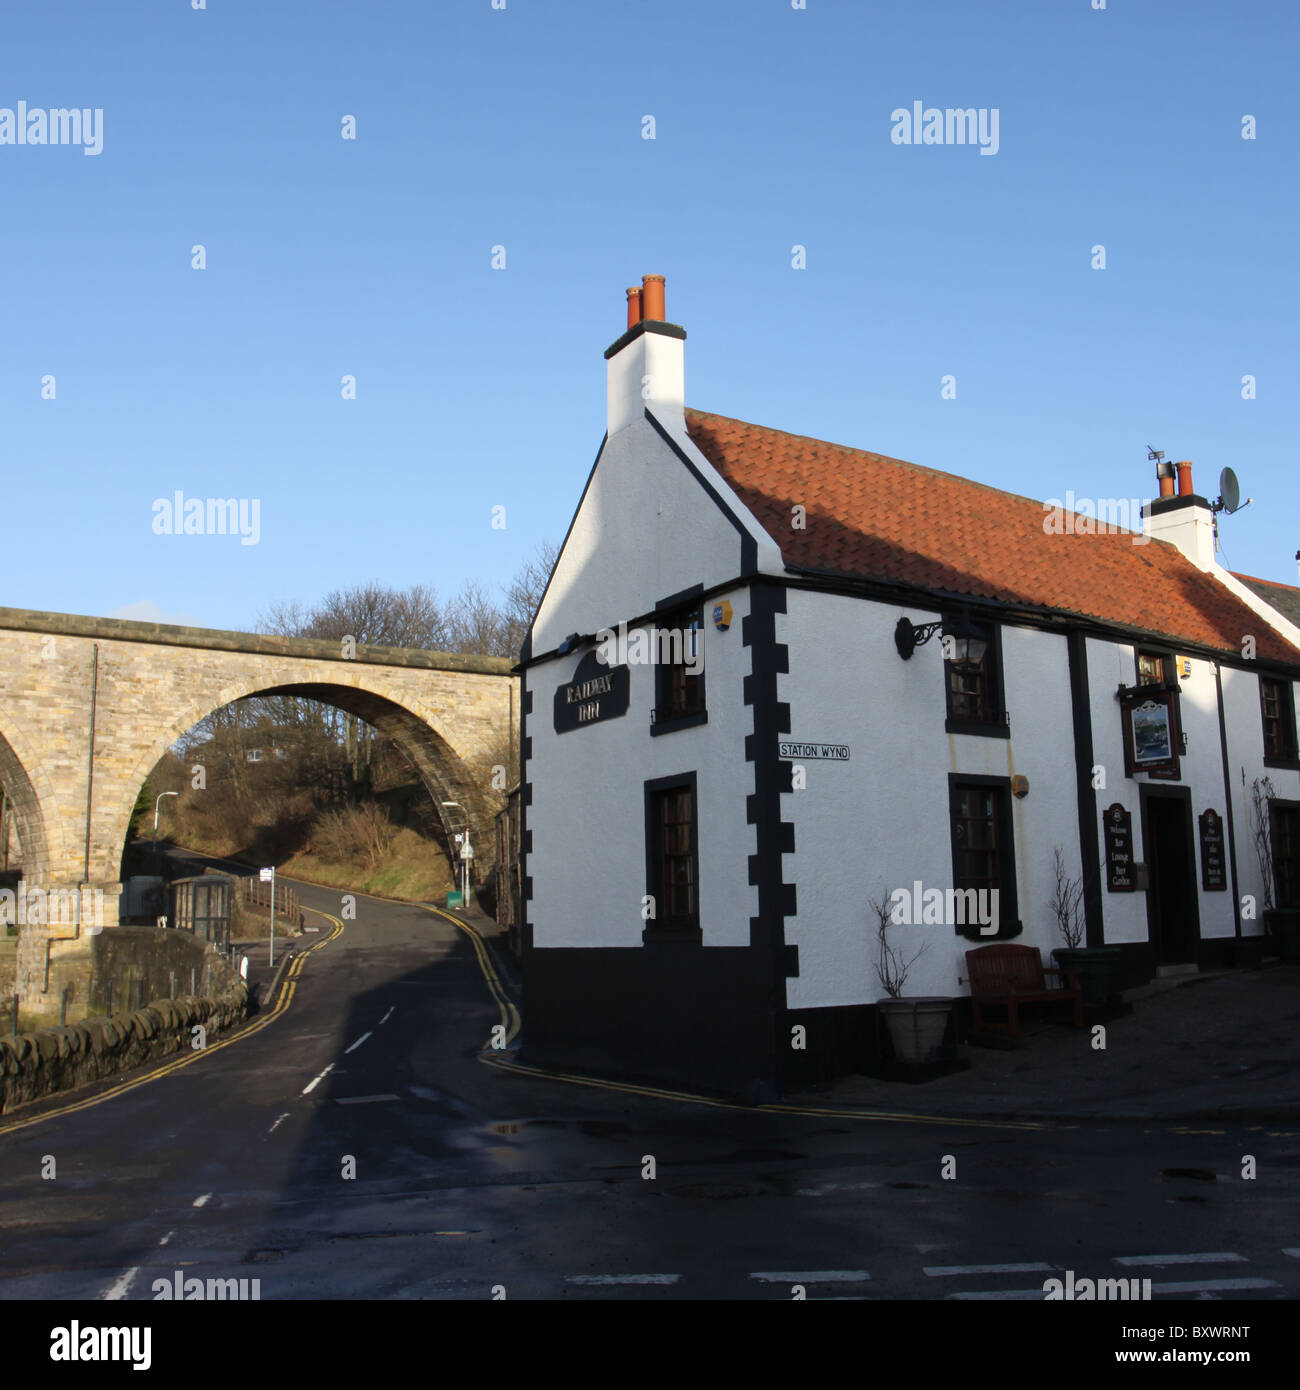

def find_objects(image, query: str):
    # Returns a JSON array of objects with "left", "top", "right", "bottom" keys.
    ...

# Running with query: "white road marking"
[
  {"left": 1151, "top": 1278, "right": 1279, "bottom": 1294},
  {"left": 1282, "top": 1248, "right": 1300, "bottom": 1259},
  {"left": 749, "top": 1270, "right": 870, "bottom": 1283},
  {"left": 565, "top": 1274, "right": 681, "bottom": 1285},
  {"left": 302, "top": 1063, "right": 334, "bottom": 1095},
  {"left": 267, "top": 1113, "right": 290, "bottom": 1134},
  {"left": 192, "top": 1193, "right": 211, "bottom": 1208},
  {"left": 925, "top": 1262, "right": 1056, "bottom": 1276},
  {"left": 379, "top": 1007, "right": 395, "bottom": 1025},
  {"left": 159, "top": 1232, "right": 173, "bottom": 1246},
  {"left": 336, "top": 1093, "right": 400, "bottom": 1105},
  {"left": 950, "top": 1289, "right": 1047, "bottom": 1301},
  {"left": 1116, "top": 1252, "right": 1245, "bottom": 1267},
  {"left": 102, "top": 1267, "right": 140, "bottom": 1300},
  {"left": 796, "top": 1180, "right": 880, "bottom": 1197},
  {"left": 344, "top": 1032, "right": 372, "bottom": 1054}
]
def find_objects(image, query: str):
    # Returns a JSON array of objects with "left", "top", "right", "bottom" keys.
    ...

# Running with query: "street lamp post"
[
  {"left": 440, "top": 801, "right": 471, "bottom": 908},
  {"left": 153, "top": 791, "right": 179, "bottom": 870}
]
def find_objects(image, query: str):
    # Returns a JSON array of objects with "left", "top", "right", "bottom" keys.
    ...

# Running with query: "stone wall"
[
  {"left": 0, "top": 978, "right": 247, "bottom": 1112},
  {"left": 19, "top": 926, "right": 239, "bottom": 1028}
]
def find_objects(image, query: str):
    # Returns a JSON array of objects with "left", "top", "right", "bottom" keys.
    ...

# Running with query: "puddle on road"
[{"left": 488, "top": 1118, "right": 629, "bottom": 1139}]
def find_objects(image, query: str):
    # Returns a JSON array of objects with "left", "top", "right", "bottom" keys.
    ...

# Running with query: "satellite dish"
[{"left": 1219, "top": 467, "right": 1241, "bottom": 514}]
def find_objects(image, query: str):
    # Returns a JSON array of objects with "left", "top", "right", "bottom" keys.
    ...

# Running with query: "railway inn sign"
[{"left": 553, "top": 649, "right": 630, "bottom": 733}]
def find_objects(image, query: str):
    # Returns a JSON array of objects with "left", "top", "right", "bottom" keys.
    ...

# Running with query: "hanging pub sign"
[
  {"left": 1119, "top": 688, "right": 1180, "bottom": 777},
  {"left": 1199, "top": 808, "right": 1227, "bottom": 891},
  {"left": 553, "top": 648, "right": 630, "bottom": 734},
  {"left": 1103, "top": 803, "right": 1136, "bottom": 891}
]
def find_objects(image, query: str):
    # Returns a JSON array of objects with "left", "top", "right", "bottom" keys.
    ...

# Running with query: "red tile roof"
[{"left": 684, "top": 409, "right": 1300, "bottom": 666}]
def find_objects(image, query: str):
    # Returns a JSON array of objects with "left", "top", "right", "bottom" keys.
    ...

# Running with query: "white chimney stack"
[
  {"left": 605, "top": 273, "right": 685, "bottom": 437},
  {"left": 1142, "top": 458, "right": 1216, "bottom": 570}
]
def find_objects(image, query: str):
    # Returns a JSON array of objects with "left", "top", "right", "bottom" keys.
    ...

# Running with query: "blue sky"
[{"left": 2, "top": 0, "right": 1297, "bottom": 632}]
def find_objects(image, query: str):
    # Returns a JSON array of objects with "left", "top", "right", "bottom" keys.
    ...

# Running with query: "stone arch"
[
  {"left": 105, "top": 677, "right": 497, "bottom": 886},
  {"left": 0, "top": 719, "right": 57, "bottom": 884}
]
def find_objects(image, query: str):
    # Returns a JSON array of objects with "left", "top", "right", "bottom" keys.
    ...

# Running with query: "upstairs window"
[
  {"left": 1135, "top": 649, "right": 1182, "bottom": 780},
  {"left": 652, "top": 606, "right": 706, "bottom": 733},
  {"left": 1136, "top": 651, "right": 1166, "bottom": 687},
  {"left": 944, "top": 617, "right": 1007, "bottom": 736},
  {"left": 1261, "top": 677, "right": 1299, "bottom": 766}
]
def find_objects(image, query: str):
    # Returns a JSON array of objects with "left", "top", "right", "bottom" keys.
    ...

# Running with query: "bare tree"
[
  {"left": 443, "top": 580, "right": 510, "bottom": 658},
  {"left": 500, "top": 539, "right": 561, "bottom": 659},
  {"left": 1050, "top": 845, "right": 1086, "bottom": 949},
  {"left": 1251, "top": 776, "right": 1278, "bottom": 911},
  {"left": 871, "top": 890, "right": 927, "bottom": 998}
]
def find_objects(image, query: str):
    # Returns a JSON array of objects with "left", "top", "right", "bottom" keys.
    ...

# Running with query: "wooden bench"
[{"left": 965, "top": 944, "right": 1083, "bottom": 1039}]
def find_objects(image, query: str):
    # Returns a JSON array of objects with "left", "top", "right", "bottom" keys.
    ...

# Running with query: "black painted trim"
[
  {"left": 519, "top": 686, "right": 533, "bottom": 951},
  {"left": 603, "top": 319, "right": 687, "bottom": 360},
  {"left": 655, "top": 584, "right": 705, "bottom": 612},
  {"left": 781, "top": 566, "right": 1300, "bottom": 679},
  {"left": 945, "top": 718, "right": 1010, "bottom": 740},
  {"left": 1144, "top": 494, "right": 1213, "bottom": 517},
  {"left": 1067, "top": 631, "right": 1105, "bottom": 947},
  {"left": 521, "top": 433, "right": 608, "bottom": 667},
  {"left": 743, "top": 581, "right": 795, "bottom": 1092},
  {"left": 520, "top": 578, "right": 742, "bottom": 671},
  {"left": 650, "top": 710, "right": 708, "bottom": 737},
  {"left": 644, "top": 409, "right": 760, "bottom": 578},
  {"left": 1214, "top": 664, "right": 1243, "bottom": 941}
]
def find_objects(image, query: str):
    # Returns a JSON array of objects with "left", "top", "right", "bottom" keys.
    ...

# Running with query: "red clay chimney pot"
[
  {"left": 1176, "top": 460, "right": 1194, "bottom": 497},
  {"left": 626, "top": 287, "right": 643, "bottom": 329},
  {"left": 641, "top": 273, "right": 665, "bottom": 321}
]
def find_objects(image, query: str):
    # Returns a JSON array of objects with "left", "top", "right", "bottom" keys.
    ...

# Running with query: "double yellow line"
[
  {"left": 418, "top": 908, "right": 1053, "bottom": 1131},
  {"left": 0, "top": 907, "right": 343, "bottom": 1137},
  {"left": 418, "top": 904, "right": 520, "bottom": 1046}
]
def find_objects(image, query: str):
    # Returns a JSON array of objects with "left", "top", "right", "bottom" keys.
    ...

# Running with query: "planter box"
[
  {"left": 1231, "top": 936, "right": 1267, "bottom": 969},
  {"left": 877, "top": 997, "right": 955, "bottom": 1065},
  {"left": 1052, "top": 946, "right": 1124, "bottom": 1012},
  {"left": 1264, "top": 908, "right": 1300, "bottom": 963}
]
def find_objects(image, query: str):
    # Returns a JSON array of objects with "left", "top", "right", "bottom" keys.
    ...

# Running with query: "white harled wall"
[
  {"left": 779, "top": 590, "right": 1080, "bottom": 1010},
  {"left": 526, "top": 401, "right": 767, "bottom": 952}
]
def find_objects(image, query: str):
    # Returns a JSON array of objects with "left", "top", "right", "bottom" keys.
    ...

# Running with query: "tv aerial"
[
  {"left": 1146, "top": 444, "right": 1174, "bottom": 489},
  {"left": 1211, "top": 466, "right": 1251, "bottom": 551}
]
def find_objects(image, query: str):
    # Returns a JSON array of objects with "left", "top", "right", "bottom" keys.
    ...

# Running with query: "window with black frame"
[
  {"left": 1271, "top": 801, "right": 1300, "bottom": 910},
  {"left": 943, "top": 616, "right": 1006, "bottom": 735},
  {"left": 1261, "top": 677, "right": 1299, "bottom": 766},
  {"left": 645, "top": 775, "right": 700, "bottom": 939},
  {"left": 948, "top": 777, "right": 1020, "bottom": 938},
  {"left": 652, "top": 606, "right": 706, "bottom": 731}
]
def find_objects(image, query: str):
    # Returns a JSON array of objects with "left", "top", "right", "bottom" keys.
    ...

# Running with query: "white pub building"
[{"left": 517, "top": 275, "right": 1300, "bottom": 1100}]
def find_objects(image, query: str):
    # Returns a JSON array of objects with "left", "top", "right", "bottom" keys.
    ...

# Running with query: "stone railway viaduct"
[{"left": 0, "top": 608, "right": 517, "bottom": 951}]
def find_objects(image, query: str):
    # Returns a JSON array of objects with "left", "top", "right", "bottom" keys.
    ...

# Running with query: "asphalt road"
[{"left": 2, "top": 873, "right": 1298, "bottom": 1304}]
